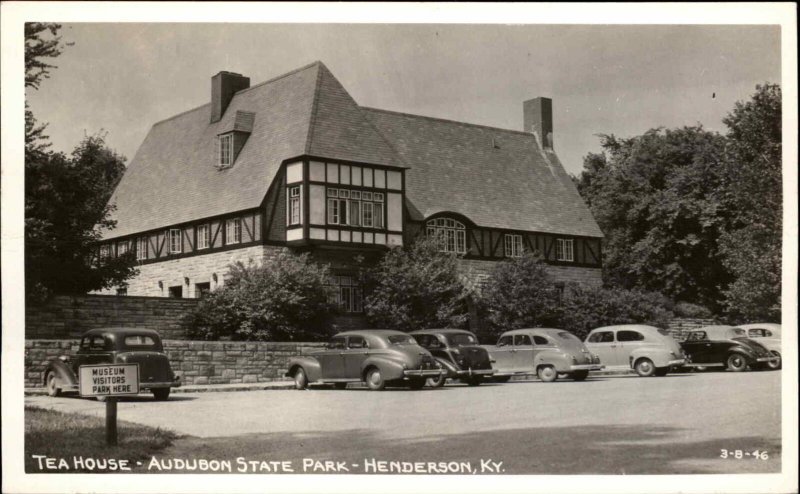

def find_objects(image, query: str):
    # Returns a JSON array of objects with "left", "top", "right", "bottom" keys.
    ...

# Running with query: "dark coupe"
[
  {"left": 681, "top": 325, "right": 779, "bottom": 372},
  {"left": 409, "top": 329, "right": 494, "bottom": 387},
  {"left": 285, "top": 330, "right": 445, "bottom": 390},
  {"left": 44, "top": 327, "right": 181, "bottom": 400}
]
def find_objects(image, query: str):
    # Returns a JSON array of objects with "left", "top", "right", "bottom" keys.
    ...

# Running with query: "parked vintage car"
[
  {"left": 44, "top": 327, "right": 181, "bottom": 400},
  {"left": 409, "top": 329, "right": 494, "bottom": 387},
  {"left": 584, "top": 325, "right": 687, "bottom": 377},
  {"left": 737, "top": 323, "right": 782, "bottom": 370},
  {"left": 285, "top": 330, "right": 445, "bottom": 390},
  {"left": 680, "top": 325, "right": 779, "bottom": 372},
  {"left": 484, "top": 328, "right": 603, "bottom": 382}
]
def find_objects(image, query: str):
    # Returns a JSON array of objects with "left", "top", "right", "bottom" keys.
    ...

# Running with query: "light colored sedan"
[
  {"left": 737, "top": 323, "right": 781, "bottom": 370},
  {"left": 584, "top": 325, "right": 686, "bottom": 377}
]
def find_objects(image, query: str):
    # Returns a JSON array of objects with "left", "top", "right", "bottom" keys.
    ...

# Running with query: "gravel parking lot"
[{"left": 26, "top": 370, "right": 781, "bottom": 474}]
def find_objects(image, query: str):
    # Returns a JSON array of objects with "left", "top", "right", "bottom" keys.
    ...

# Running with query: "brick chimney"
[
  {"left": 211, "top": 71, "right": 250, "bottom": 123},
  {"left": 523, "top": 97, "right": 553, "bottom": 150}
]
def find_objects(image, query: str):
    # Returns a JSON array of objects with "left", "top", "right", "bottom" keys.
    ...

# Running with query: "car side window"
[
  {"left": 617, "top": 330, "right": 644, "bottom": 342},
  {"left": 89, "top": 336, "right": 107, "bottom": 351},
  {"left": 748, "top": 328, "right": 771, "bottom": 337},
  {"left": 514, "top": 334, "right": 532, "bottom": 346},
  {"left": 687, "top": 331, "right": 707, "bottom": 341},
  {"left": 497, "top": 335, "right": 513, "bottom": 347},
  {"left": 347, "top": 336, "right": 367, "bottom": 349},
  {"left": 588, "top": 331, "right": 614, "bottom": 343},
  {"left": 327, "top": 337, "right": 346, "bottom": 350},
  {"left": 532, "top": 335, "right": 549, "bottom": 345}
]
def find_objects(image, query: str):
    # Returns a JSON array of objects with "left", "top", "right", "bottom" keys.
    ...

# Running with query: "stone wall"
[
  {"left": 457, "top": 258, "right": 603, "bottom": 290},
  {"left": 26, "top": 295, "right": 199, "bottom": 340},
  {"left": 24, "top": 339, "right": 326, "bottom": 388},
  {"left": 665, "top": 317, "right": 720, "bottom": 340},
  {"left": 96, "top": 245, "right": 286, "bottom": 297}
]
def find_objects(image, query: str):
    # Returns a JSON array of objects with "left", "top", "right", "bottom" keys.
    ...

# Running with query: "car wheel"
[
  {"left": 634, "top": 358, "right": 656, "bottom": 377},
  {"left": 365, "top": 367, "right": 385, "bottom": 391},
  {"left": 727, "top": 353, "right": 748, "bottom": 372},
  {"left": 153, "top": 388, "right": 170, "bottom": 401},
  {"left": 654, "top": 367, "right": 670, "bottom": 377},
  {"left": 766, "top": 351, "right": 781, "bottom": 370},
  {"left": 537, "top": 365, "right": 557, "bottom": 382},
  {"left": 294, "top": 367, "right": 308, "bottom": 390},
  {"left": 571, "top": 370, "right": 589, "bottom": 381},
  {"left": 465, "top": 376, "right": 483, "bottom": 386},
  {"left": 426, "top": 373, "right": 447, "bottom": 388},
  {"left": 46, "top": 372, "right": 61, "bottom": 397},
  {"left": 333, "top": 382, "right": 348, "bottom": 390},
  {"left": 493, "top": 376, "right": 511, "bottom": 383},
  {"left": 407, "top": 378, "right": 426, "bottom": 390}
]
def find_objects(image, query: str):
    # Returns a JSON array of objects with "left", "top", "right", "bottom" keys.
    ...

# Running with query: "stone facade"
[
  {"left": 97, "top": 245, "right": 286, "bottom": 298},
  {"left": 24, "top": 339, "right": 326, "bottom": 388},
  {"left": 26, "top": 295, "right": 199, "bottom": 340},
  {"left": 457, "top": 258, "right": 602, "bottom": 290},
  {"left": 666, "top": 317, "right": 720, "bottom": 340}
]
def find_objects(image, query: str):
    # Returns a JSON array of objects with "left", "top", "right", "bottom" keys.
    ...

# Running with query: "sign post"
[{"left": 79, "top": 364, "right": 139, "bottom": 446}]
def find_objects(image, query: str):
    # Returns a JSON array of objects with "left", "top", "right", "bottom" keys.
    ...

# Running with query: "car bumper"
[
  {"left": 667, "top": 359, "right": 687, "bottom": 366},
  {"left": 403, "top": 369, "right": 446, "bottom": 377},
  {"left": 571, "top": 364, "right": 605, "bottom": 371},
  {"left": 141, "top": 380, "right": 181, "bottom": 389},
  {"left": 454, "top": 369, "right": 495, "bottom": 377},
  {"left": 756, "top": 356, "right": 779, "bottom": 363}
]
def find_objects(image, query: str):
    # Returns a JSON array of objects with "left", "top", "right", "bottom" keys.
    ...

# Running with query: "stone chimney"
[
  {"left": 523, "top": 97, "right": 553, "bottom": 150},
  {"left": 211, "top": 71, "right": 250, "bottom": 123}
]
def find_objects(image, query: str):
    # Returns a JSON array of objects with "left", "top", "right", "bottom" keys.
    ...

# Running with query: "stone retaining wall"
[
  {"left": 665, "top": 318, "right": 720, "bottom": 340},
  {"left": 24, "top": 339, "right": 326, "bottom": 388},
  {"left": 26, "top": 295, "right": 199, "bottom": 340}
]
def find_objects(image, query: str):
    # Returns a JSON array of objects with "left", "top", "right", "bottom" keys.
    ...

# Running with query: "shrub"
[
  {"left": 558, "top": 284, "right": 674, "bottom": 339},
  {"left": 480, "top": 253, "right": 562, "bottom": 338},
  {"left": 673, "top": 301, "right": 713, "bottom": 319},
  {"left": 363, "top": 237, "right": 470, "bottom": 331},
  {"left": 185, "top": 252, "right": 334, "bottom": 341}
]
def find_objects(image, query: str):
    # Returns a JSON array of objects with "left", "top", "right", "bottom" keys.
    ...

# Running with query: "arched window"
[{"left": 427, "top": 218, "right": 466, "bottom": 254}]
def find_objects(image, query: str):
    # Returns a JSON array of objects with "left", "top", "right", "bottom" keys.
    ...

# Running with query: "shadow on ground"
[{"left": 153, "top": 424, "right": 781, "bottom": 475}]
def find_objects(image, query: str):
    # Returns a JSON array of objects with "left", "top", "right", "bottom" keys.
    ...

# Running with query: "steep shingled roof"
[
  {"left": 362, "top": 108, "right": 604, "bottom": 238},
  {"left": 103, "top": 62, "right": 403, "bottom": 240}
]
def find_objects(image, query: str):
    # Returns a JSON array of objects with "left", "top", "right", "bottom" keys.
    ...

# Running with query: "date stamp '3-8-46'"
[{"left": 719, "top": 450, "right": 770, "bottom": 460}]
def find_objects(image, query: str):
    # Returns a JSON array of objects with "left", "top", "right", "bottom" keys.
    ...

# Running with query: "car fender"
[
  {"left": 533, "top": 351, "right": 572, "bottom": 373},
  {"left": 434, "top": 356, "right": 459, "bottom": 377},
  {"left": 629, "top": 348, "right": 671, "bottom": 368},
  {"left": 361, "top": 356, "right": 406, "bottom": 381},
  {"left": 727, "top": 347, "right": 756, "bottom": 364},
  {"left": 285, "top": 357, "right": 322, "bottom": 382},
  {"left": 45, "top": 359, "right": 78, "bottom": 388}
]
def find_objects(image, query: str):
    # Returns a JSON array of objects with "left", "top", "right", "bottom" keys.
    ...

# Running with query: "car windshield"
[
  {"left": 388, "top": 335, "right": 417, "bottom": 345},
  {"left": 556, "top": 331, "right": 580, "bottom": 341},
  {"left": 446, "top": 333, "right": 477, "bottom": 346}
]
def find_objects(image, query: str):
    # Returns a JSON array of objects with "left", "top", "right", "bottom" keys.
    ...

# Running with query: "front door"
[
  {"left": 492, "top": 335, "right": 515, "bottom": 373},
  {"left": 512, "top": 334, "right": 535, "bottom": 372},
  {"left": 343, "top": 335, "right": 370, "bottom": 378},
  {"left": 681, "top": 331, "right": 714, "bottom": 364},
  {"left": 616, "top": 329, "right": 646, "bottom": 366},
  {"left": 586, "top": 331, "right": 620, "bottom": 367},
  {"left": 73, "top": 335, "right": 112, "bottom": 375},
  {"left": 318, "top": 336, "right": 346, "bottom": 379}
]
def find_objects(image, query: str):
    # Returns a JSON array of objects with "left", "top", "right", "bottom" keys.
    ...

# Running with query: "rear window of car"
[
  {"left": 388, "top": 335, "right": 417, "bottom": 345},
  {"left": 446, "top": 333, "right": 477, "bottom": 346},
  {"left": 347, "top": 336, "right": 368, "bottom": 349},
  {"left": 617, "top": 330, "right": 644, "bottom": 342},
  {"left": 124, "top": 335, "right": 156, "bottom": 346},
  {"left": 533, "top": 335, "right": 550, "bottom": 345},
  {"left": 557, "top": 331, "right": 580, "bottom": 341}
]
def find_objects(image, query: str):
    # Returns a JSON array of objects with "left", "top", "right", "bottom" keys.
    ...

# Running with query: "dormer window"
[
  {"left": 427, "top": 218, "right": 466, "bottom": 254},
  {"left": 218, "top": 134, "right": 233, "bottom": 167}
]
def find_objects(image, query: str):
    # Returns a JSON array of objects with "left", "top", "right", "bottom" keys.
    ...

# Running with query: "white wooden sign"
[{"left": 79, "top": 364, "right": 140, "bottom": 397}]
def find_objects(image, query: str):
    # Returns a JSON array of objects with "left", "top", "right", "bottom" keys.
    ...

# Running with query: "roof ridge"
[
  {"left": 233, "top": 60, "right": 322, "bottom": 97},
  {"left": 152, "top": 102, "right": 209, "bottom": 127},
  {"left": 362, "top": 106, "right": 535, "bottom": 138},
  {"left": 304, "top": 63, "right": 324, "bottom": 153}
]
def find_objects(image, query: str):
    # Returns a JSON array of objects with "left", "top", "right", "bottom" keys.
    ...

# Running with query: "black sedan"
[
  {"left": 680, "top": 325, "right": 778, "bottom": 372},
  {"left": 409, "top": 329, "right": 494, "bottom": 387}
]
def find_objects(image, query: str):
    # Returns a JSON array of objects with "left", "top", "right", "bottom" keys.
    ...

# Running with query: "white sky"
[{"left": 26, "top": 23, "right": 780, "bottom": 176}]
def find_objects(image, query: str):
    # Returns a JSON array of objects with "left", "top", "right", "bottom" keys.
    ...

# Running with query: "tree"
[
  {"left": 363, "top": 237, "right": 470, "bottom": 331},
  {"left": 479, "top": 253, "right": 562, "bottom": 336},
  {"left": 575, "top": 127, "right": 730, "bottom": 310},
  {"left": 718, "top": 84, "right": 782, "bottom": 322},
  {"left": 25, "top": 23, "right": 70, "bottom": 90},
  {"left": 25, "top": 134, "right": 135, "bottom": 299},
  {"left": 185, "top": 253, "right": 334, "bottom": 341}
]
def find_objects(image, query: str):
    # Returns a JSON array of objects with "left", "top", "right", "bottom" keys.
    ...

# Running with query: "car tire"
[
  {"left": 333, "top": 382, "right": 348, "bottom": 390},
  {"left": 727, "top": 353, "right": 748, "bottom": 372},
  {"left": 365, "top": 367, "right": 385, "bottom": 391},
  {"left": 571, "top": 370, "right": 589, "bottom": 381},
  {"left": 294, "top": 367, "right": 308, "bottom": 390},
  {"left": 407, "top": 378, "right": 426, "bottom": 390},
  {"left": 537, "top": 365, "right": 557, "bottom": 382},
  {"left": 654, "top": 367, "right": 670, "bottom": 377},
  {"left": 766, "top": 351, "right": 781, "bottom": 370},
  {"left": 426, "top": 373, "right": 447, "bottom": 388},
  {"left": 153, "top": 388, "right": 170, "bottom": 401},
  {"left": 634, "top": 358, "right": 656, "bottom": 377},
  {"left": 46, "top": 372, "right": 61, "bottom": 397}
]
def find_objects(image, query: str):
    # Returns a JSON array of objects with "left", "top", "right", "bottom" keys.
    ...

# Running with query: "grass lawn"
[{"left": 25, "top": 406, "right": 178, "bottom": 473}]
